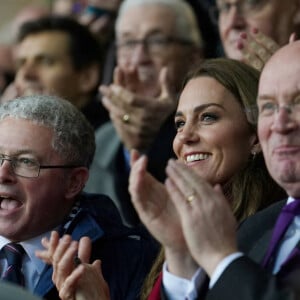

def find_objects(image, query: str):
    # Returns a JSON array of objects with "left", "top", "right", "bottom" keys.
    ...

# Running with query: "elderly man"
[
  {"left": 158, "top": 41, "right": 300, "bottom": 299},
  {"left": 85, "top": 0, "right": 203, "bottom": 226},
  {"left": 0, "top": 95, "right": 157, "bottom": 299},
  {"left": 1, "top": 16, "right": 109, "bottom": 129}
]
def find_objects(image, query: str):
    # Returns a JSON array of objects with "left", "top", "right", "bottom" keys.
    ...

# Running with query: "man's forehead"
[{"left": 117, "top": 4, "right": 177, "bottom": 36}]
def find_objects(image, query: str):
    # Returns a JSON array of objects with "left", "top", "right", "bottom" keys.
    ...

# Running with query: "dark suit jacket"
[
  {"left": 84, "top": 117, "right": 176, "bottom": 227},
  {"left": 207, "top": 200, "right": 300, "bottom": 300},
  {"left": 31, "top": 192, "right": 158, "bottom": 300}
]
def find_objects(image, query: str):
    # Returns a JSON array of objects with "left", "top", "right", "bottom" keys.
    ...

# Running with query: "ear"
[
  {"left": 78, "top": 63, "right": 101, "bottom": 94},
  {"left": 65, "top": 167, "right": 89, "bottom": 200},
  {"left": 249, "top": 134, "right": 262, "bottom": 154}
]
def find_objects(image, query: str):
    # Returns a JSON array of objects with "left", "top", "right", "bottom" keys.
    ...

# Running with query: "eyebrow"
[
  {"left": 257, "top": 94, "right": 275, "bottom": 102},
  {"left": 118, "top": 29, "right": 166, "bottom": 39},
  {"left": 175, "top": 103, "right": 225, "bottom": 117},
  {"left": 0, "top": 149, "right": 38, "bottom": 157}
]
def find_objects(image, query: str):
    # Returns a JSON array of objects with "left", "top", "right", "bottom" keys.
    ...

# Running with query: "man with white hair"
[{"left": 85, "top": 0, "right": 203, "bottom": 226}]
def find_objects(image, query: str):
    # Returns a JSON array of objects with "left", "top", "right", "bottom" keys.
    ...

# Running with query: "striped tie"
[{"left": 1, "top": 243, "right": 25, "bottom": 286}]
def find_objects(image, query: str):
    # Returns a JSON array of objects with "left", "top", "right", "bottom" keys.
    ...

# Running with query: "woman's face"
[{"left": 173, "top": 76, "right": 257, "bottom": 185}]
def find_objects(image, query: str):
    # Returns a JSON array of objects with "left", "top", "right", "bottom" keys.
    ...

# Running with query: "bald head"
[{"left": 257, "top": 41, "right": 300, "bottom": 197}]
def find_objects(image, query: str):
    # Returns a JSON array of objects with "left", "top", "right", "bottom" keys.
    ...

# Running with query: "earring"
[{"left": 251, "top": 151, "right": 256, "bottom": 161}]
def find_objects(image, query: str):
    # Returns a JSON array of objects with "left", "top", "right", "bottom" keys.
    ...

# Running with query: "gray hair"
[
  {"left": 116, "top": 0, "right": 203, "bottom": 48},
  {"left": 0, "top": 95, "right": 95, "bottom": 168}
]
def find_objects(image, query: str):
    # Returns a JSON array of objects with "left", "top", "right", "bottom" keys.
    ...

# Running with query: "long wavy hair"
[{"left": 141, "top": 58, "right": 286, "bottom": 300}]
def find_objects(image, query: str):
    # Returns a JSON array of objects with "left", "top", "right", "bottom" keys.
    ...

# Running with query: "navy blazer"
[
  {"left": 207, "top": 200, "right": 300, "bottom": 300},
  {"left": 32, "top": 192, "right": 158, "bottom": 300}
]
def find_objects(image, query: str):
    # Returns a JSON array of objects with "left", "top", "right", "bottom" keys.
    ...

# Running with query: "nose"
[
  {"left": 16, "top": 60, "right": 39, "bottom": 84},
  {"left": 0, "top": 160, "right": 16, "bottom": 183},
  {"left": 130, "top": 43, "right": 151, "bottom": 66},
  {"left": 176, "top": 123, "right": 199, "bottom": 145},
  {"left": 224, "top": 4, "right": 247, "bottom": 31},
  {"left": 270, "top": 107, "right": 298, "bottom": 133}
]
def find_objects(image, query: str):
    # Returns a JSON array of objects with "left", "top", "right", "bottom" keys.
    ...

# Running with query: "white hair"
[{"left": 116, "top": 0, "right": 203, "bottom": 48}]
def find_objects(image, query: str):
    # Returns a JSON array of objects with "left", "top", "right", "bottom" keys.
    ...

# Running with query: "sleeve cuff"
[{"left": 209, "top": 252, "right": 244, "bottom": 288}]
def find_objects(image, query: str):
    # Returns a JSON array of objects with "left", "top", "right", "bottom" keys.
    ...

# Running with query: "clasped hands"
[{"left": 100, "top": 66, "right": 177, "bottom": 151}]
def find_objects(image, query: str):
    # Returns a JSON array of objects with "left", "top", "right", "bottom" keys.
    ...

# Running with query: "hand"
[
  {"left": 59, "top": 261, "right": 110, "bottom": 300},
  {"left": 165, "top": 160, "right": 238, "bottom": 277},
  {"left": 237, "top": 28, "right": 280, "bottom": 71},
  {"left": 100, "top": 67, "right": 177, "bottom": 151},
  {"left": 36, "top": 232, "right": 109, "bottom": 300},
  {"left": 129, "top": 151, "right": 197, "bottom": 278}
]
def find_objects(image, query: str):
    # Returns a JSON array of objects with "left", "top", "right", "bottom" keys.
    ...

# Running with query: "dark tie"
[
  {"left": 262, "top": 200, "right": 300, "bottom": 268},
  {"left": 1, "top": 243, "right": 25, "bottom": 286}
]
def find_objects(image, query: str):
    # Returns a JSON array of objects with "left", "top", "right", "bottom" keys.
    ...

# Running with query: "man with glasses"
[
  {"left": 85, "top": 0, "right": 203, "bottom": 227},
  {"left": 0, "top": 95, "right": 157, "bottom": 299},
  {"left": 214, "top": 0, "right": 300, "bottom": 70}
]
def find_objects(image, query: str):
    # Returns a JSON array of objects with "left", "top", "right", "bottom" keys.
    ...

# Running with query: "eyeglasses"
[
  {"left": 258, "top": 100, "right": 300, "bottom": 118},
  {"left": 0, "top": 154, "right": 81, "bottom": 178},
  {"left": 116, "top": 34, "right": 193, "bottom": 56},
  {"left": 211, "top": 0, "right": 268, "bottom": 20}
]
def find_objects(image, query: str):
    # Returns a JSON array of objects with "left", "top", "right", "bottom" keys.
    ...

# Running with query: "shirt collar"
[{"left": 0, "top": 231, "right": 52, "bottom": 275}]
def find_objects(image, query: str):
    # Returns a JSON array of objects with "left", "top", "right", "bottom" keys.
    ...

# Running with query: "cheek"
[{"left": 172, "top": 136, "right": 180, "bottom": 158}]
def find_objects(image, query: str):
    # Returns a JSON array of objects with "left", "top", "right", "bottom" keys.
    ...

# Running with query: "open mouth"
[
  {"left": 185, "top": 153, "right": 210, "bottom": 163},
  {"left": 0, "top": 195, "right": 22, "bottom": 210}
]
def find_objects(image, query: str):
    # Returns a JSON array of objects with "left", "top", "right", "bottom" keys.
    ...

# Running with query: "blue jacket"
[{"left": 33, "top": 192, "right": 159, "bottom": 300}]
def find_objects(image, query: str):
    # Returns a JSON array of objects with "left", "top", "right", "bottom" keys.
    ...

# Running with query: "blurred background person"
[
  {"left": 212, "top": 0, "right": 300, "bottom": 70},
  {"left": 84, "top": 0, "right": 203, "bottom": 227},
  {"left": 1, "top": 16, "right": 109, "bottom": 130},
  {"left": 0, "top": 3, "right": 49, "bottom": 96}
]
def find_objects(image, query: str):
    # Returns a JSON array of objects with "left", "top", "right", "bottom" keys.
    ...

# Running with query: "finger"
[
  {"left": 242, "top": 50, "right": 264, "bottom": 71},
  {"left": 113, "top": 66, "right": 124, "bottom": 86},
  {"left": 77, "top": 237, "right": 92, "bottom": 263},
  {"left": 78, "top": 12, "right": 95, "bottom": 26},
  {"left": 129, "top": 154, "right": 148, "bottom": 199},
  {"left": 165, "top": 177, "right": 191, "bottom": 214},
  {"left": 252, "top": 29, "right": 279, "bottom": 53},
  {"left": 36, "top": 231, "right": 60, "bottom": 263},
  {"left": 166, "top": 159, "right": 200, "bottom": 198},
  {"left": 89, "top": 15, "right": 110, "bottom": 34},
  {"left": 53, "top": 240, "right": 79, "bottom": 288},
  {"left": 289, "top": 32, "right": 297, "bottom": 43},
  {"left": 52, "top": 235, "right": 73, "bottom": 264},
  {"left": 130, "top": 149, "right": 141, "bottom": 167},
  {"left": 158, "top": 66, "right": 172, "bottom": 100}
]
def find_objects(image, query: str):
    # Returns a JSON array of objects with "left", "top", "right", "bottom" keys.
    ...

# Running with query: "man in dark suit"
[
  {"left": 84, "top": 0, "right": 203, "bottom": 227},
  {"left": 0, "top": 95, "right": 157, "bottom": 299},
  {"left": 160, "top": 41, "right": 300, "bottom": 299}
]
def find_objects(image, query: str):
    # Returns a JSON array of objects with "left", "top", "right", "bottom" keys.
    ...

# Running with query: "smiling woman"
[{"left": 129, "top": 58, "right": 286, "bottom": 300}]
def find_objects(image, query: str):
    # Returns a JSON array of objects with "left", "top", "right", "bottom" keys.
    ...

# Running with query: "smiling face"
[
  {"left": 173, "top": 76, "right": 257, "bottom": 185},
  {"left": 258, "top": 42, "right": 300, "bottom": 197},
  {"left": 0, "top": 117, "right": 76, "bottom": 241},
  {"left": 116, "top": 4, "right": 197, "bottom": 96}
]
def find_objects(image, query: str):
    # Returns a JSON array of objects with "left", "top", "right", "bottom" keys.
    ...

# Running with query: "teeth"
[{"left": 186, "top": 153, "right": 209, "bottom": 163}]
